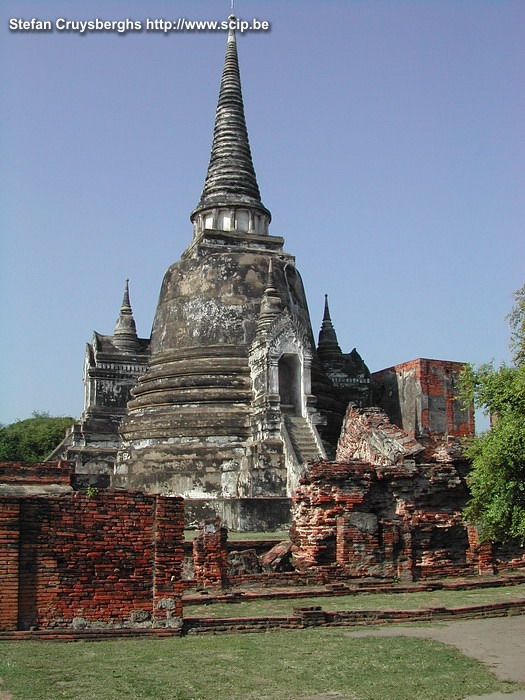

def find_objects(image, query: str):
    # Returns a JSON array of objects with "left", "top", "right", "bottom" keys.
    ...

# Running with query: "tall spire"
[
  {"left": 317, "top": 295, "right": 343, "bottom": 362},
  {"left": 191, "top": 14, "right": 270, "bottom": 235},
  {"left": 113, "top": 280, "right": 140, "bottom": 352}
]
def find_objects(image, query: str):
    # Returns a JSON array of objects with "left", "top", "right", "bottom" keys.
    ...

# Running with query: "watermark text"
[{"left": 8, "top": 17, "right": 271, "bottom": 35}]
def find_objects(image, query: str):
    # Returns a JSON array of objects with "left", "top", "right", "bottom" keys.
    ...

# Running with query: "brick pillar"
[
  {"left": 0, "top": 499, "right": 20, "bottom": 631},
  {"left": 396, "top": 529, "right": 416, "bottom": 582},
  {"left": 192, "top": 516, "right": 229, "bottom": 588},
  {"left": 467, "top": 525, "right": 495, "bottom": 576},
  {"left": 152, "top": 496, "right": 185, "bottom": 626}
]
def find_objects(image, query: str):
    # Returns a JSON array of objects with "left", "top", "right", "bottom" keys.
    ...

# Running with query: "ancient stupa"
[
  {"left": 114, "top": 18, "right": 336, "bottom": 529},
  {"left": 55, "top": 17, "right": 372, "bottom": 529}
]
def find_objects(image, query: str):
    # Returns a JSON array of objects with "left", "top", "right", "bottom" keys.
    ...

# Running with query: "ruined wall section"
[
  {"left": 192, "top": 516, "right": 229, "bottom": 587},
  {"left": 0, "top": 484, "right": 184, "bottom": 631},
  {"left": 336, "top": 406, "right": 425, "bottom": 466},
  {"left": 0, "top": 498, "right": 20, "bottom": 630},
  {"left": 371, "top": 359, "right": 474, "bottom": 442},
  {"left": 291, "top": 459, "right": 490, "bottom": 581},
  {"left": 0, "top": 461, "right": 73, "bottom": 496},
  {"left": 290, "top": 461, "right": 414, "bottom": 577}
]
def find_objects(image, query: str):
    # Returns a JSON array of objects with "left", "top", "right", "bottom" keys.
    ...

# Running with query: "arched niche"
[{"left": 278, "top": 353, "right": 302, "bottom": 416}]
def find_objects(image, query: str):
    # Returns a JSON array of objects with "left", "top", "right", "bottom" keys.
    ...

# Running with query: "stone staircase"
[{"left": 284, "top": 416, "right": 323, "bottom": 464}]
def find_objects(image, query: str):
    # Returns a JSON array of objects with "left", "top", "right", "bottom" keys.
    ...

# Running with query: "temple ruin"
[{"left": 53, "top": 17, "right": 376, "bottom": 529}]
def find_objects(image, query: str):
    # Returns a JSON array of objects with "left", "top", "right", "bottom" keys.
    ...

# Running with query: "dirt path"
[{"left": 346, "top": 614, "right": 525, "bottom": 698}]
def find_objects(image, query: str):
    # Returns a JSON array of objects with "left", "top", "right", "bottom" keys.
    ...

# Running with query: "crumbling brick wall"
[
  {"left": 0, "top": 486, "right": 184, "bottom": 631},
  {"left": 0, "top": 499, "right": 20, "bottom": 630},
  {"left": 0, "top": 460, "right": 72, "bottom": 490},
  {"left": 192, "top": 516, "right": 229, "bottom": 587},
  {"left": 291, "top": 459, "right": 488, "bottom": 581},
  {"left": 335, "top": 406, "right": 425, "bottom": 465},
  {"left": 371, "top": 359, "right": 474, "bottom": 442}
]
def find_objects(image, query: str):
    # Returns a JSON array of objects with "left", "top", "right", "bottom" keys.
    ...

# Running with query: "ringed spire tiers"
[
  {"left": 191, "top": 14, "right": 271, "bottom": 238},
  {"left": 317, "top": 295, "right": 343, "bottom": 363},
  {"left": 113, "top": 279, "right": 140, "bottom": 352}
]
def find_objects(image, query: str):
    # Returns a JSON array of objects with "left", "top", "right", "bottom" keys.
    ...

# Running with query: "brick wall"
[
  {"left": 0, "top": 499, "right": 20, "bottom": 629},
  {"left": 290, "top": 460, "right": 518, "bottom": 581},
  {"left": 0, "top": 461, "right": 72, "bottom": 487},
  {"left": 0, "top": 490, "right": 184, "bottom": 631},
  {"left": 371, "top": 358, "right": 474, "bottom": 440},
  {"left": 192, "top": 517, "right": 229, "bottom": 587}
]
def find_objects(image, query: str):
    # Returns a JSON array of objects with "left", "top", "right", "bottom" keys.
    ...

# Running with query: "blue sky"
[{"left": 1, "top": 0, "right": 523, "bottom": 428}]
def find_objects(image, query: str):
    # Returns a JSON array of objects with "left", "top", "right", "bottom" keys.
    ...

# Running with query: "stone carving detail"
[{"left": 268, "top": 309, "right": 312, "bottom": 362}]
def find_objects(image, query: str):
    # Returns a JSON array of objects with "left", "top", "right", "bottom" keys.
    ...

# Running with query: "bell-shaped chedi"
[{"left": 116, "top": 19, "right": 324, "bottom": 530}]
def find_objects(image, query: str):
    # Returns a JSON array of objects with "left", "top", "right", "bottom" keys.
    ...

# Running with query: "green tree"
[
  {"left": 461, "top": 285, "right": 525, "bottom": 543},
  {"left": 0, "top": 411, "right": 74, "bottom": 462},
  {"left": 507, "top": 284, "right": 525, "bottom": 367}
]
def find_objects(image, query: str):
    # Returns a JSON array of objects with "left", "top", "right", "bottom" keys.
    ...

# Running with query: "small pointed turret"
[
  {"left": 191, "top": 15, "right": 271, "bottom": 237},
  {"left": 257, "top": 259, "right": 283, "bottom": 333},
  {"left": 113, "top": 280, "right": 140, "bottom": 352},
  {"left": 317, "top": 295, "right": 343, "bottom": 363}
]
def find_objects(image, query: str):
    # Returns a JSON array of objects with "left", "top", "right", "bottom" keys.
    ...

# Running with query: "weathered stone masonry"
[
  {"left": 53, "top": 17, "right": 378, "bottom": 531},
  {"left": 0, "top": 460, "right": 73, "bottom": 494},
  {"left": 0, "top": 463, "right": 184, "bottom": 631},
  {"left": 49, "top": 281, "right": 151, "bottom": 480}
]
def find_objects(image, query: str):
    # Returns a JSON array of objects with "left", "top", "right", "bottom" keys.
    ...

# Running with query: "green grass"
[
  {"left": 0, "top": 628, "right": 520, "bottom": 700},
  {"left": 184, "top": 530, "right": 289, "bottom": 541},
  {"left": 185, "top": 583, "right": 525, "bottom": 618}
]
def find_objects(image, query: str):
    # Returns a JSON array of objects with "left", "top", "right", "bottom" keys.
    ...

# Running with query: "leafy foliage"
[
  {"left": 0, "top": 411, "right": 74, "bottom": 462},
  {"left": 461, "top": 286, "right": 525, "bottom": 543},
  {"left": 507, "top": 284, "right": 525, "bottom": 367},
  {"left": 463, "top": 409, "right": 525, "bottom": 542}
]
